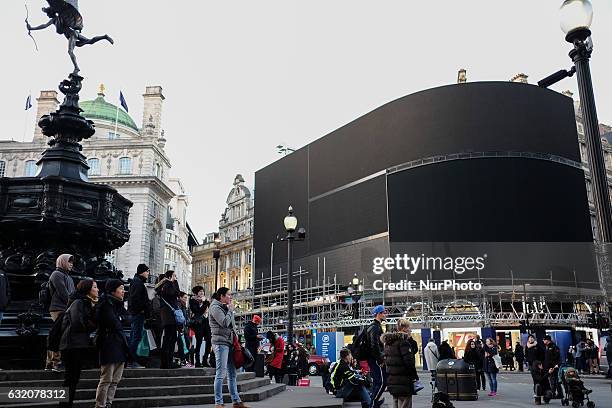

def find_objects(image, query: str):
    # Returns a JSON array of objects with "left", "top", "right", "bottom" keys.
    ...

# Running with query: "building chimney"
[
  {"left": 457, "top": 69, "right": 467, "bottom": 84},
  {"left": 510, "top": 73, "right": 529, "bottom": 84},
  {"left": 142, "top": 86, "right": 165, "bottom": 138},
  {"left": 33, "top": 90, "right": 60, "bottom": 142}
]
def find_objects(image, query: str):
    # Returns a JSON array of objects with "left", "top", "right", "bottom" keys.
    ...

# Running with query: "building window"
[
  {"left": 87, "top": 158, "right": 100, "bottom": 176},
  {"left": 24, "top": 160, "right": 37, "bottom": 177},
  {"left": 108, "top": 131, "right": 119, "bottom": 140},
  {"left": 248, "top": 221, "right": 253, "bottom": 235},
  {"left": 234, "top": 275, "right": 239, "bottom": 291},
  {"left": 119, "top": 157, "right": 132, "bottom": 175},
  {"left": 247, "top": 248, "right": 253, "bottom": 265},
  {"left": 155, "top": 162, "right": 161, "bottom": 178},
  {"left": 0, "top": 160, "right": 5, "bottom": 177},
  {"left": 149, "top": 230, "right": 157, "bottom": 267}
]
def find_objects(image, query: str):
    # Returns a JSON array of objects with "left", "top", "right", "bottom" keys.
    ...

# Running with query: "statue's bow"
[{"left": 25, "top": 4, "right": 39, "bottom": 51}]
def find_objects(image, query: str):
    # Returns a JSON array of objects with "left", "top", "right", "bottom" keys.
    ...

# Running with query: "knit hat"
[
  {"left": 137, "top": 263, "right": 150, "bottom": 274},
  {"left": 252, "top": 315, "right": 262, "bottom": 324},
  {"left": 105, "top": 279, "right": 124, "bottom": 295}
]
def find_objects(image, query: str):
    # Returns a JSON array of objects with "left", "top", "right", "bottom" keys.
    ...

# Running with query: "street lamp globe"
[
  {"left": 284, "top": 206, "right": 298, "bottom": 232},
  {"left": 352, "top": 274, "right": 360, "bottom": 286},
  {"left": 560, "top": 0, "right": 593, "bottom": 39}
]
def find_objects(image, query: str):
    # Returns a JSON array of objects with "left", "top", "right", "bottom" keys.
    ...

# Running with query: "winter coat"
[
  {"left": 543, "top": 342, "right": 561, "bottom": 371},
  {"left": 208, "top": 299, "right": 235, "bottom": 346},
  {"left": 482, "top": 344, "right": 499, "bottom": 373},
  {"left": 366, "top": 319, "right": 384, "bottom": 362},
  {"left": 464, "top": 347, "right": 483, "bottom": 370},
  {"left": 514, "top": 344, "right": 525, "bottom": 361},
  {"left": 439, "top": 341, "right": 455, "bottom": 360},
  {"left": 526, "top": 342, "right": 544, "bottom": 365},
  {"left": 0, "top": 272, "right": 10, "bottom": 311},
  {"left": 127, "top": 274, "right": 150, "bottom": 316},
  {"left": 243, "top": 321, "right": 260, "bottom": 354},
  {"left": 96, "top": 294, "right": 129, "bottom": 366},
  {"left": 59, "top": 294, "right": 96, "bottom": 350},
  {"left": 382, "top": 332, "right": 418, "bottom": 397},
  {"left": 49, "top": 268, "right": 76, "bottom": 312},
  {"left": 424, "top": 341, "right": 440, "bottom": 371},
  {"left": 331, "top": 359, "right": 366, "bottom": 390},
  {"left": 155, "top": 278, "right": 180, "bottom": 327}
]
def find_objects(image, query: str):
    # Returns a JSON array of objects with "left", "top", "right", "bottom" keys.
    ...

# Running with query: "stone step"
[
  {"left": 0, "top": 372, "right": 255, "bottom": 389},
  {"left": 0, "top": 367, "right": 217, "bottom": 381},
  {"left": 72, "top": 377, "right": 272, "bottom": 400},
  {"left": 0, "top": 383, "right": 287, "bottom": 408}
]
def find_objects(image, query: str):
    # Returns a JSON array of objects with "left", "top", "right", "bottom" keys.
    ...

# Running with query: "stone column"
[{"left": 33, "top": 90, "right": 60, "bottom": 143}]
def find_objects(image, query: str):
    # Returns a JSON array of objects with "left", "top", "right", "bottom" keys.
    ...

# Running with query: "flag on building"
[
  {"left": 119, "top": 91, "right": 129, "bottom": 112},
  {"left": 25, "top": 94, "right": 32, "bottom": 110}
]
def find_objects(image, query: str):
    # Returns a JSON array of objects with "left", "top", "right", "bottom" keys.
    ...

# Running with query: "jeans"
[
  {"left": 129, "top": 313, "right": 145, "bottom": 363},
  {"left": 213, "top": 344, "right": 241, "bottom": 405},
  {"left": 336, "top": 383, "right": 372, "bottom": 408},
  {"left": 368, "top": 359, "right": 388, "bottom": 405},
  {"left": 485, "top": 372, "right": 497, "bottom": 392}
]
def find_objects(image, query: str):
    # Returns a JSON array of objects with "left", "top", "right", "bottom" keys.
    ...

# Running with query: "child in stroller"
[{"left": 559, "top": 365, "right": 595, "bottom": 408}]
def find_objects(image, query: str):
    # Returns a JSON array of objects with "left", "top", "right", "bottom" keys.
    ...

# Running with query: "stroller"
[{"left": 559, "top": 365, "right": 595, "bottom": 408}]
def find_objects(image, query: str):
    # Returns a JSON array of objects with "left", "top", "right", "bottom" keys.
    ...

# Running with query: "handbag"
[
  {"left": 161, "top": 297, "right": 186, "bottom": 326},
  {"left": 136, "top": 328, "right": 150, "bottom": 357},
  {"left": 232, "top": 332, "right": 245, "bottom": 368},
  {"left": 493, "top": 354, "right": 503, "bottom": 370}
]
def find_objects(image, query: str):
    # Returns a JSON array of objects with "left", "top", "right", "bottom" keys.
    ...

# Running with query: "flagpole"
[{"left": 114, "top": 102, "right": 119, "bottom": 138}]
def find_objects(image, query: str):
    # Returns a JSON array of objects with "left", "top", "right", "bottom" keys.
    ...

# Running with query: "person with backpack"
[
  {"left": 366, "top": 305, "right": 387, "bottom": 408},
  {"left": 382, "top": 319, "right": 419, "bottom": 408},
  {"left": 0, "top": 269, "right": 11, "bottom": 325},
  {"left": 46, "top": 254, "right": 76, "bottom": 372},
  {"left": 155, "top": 270, "right": 181, "bottom": 369},
  {"left": 59, "top": 279, "right": 98, "bottom": 408},
  {"left": 209, "top": 287, "right": 249, "bottom": 408},
  {"left": 94, "top": 279, "right": 129, "bottom": 408},
  {"left": 266, "top": 331, "right": 285, "bottom": 384},
  {"left": 331, "top": 348, "right": 372, "bottom": 408},
  {"left": 424, "top": 338, "right": 439, "bottom": 378},
  {"left": 127, "top": 263, "right": 150, "bottom": 369}
]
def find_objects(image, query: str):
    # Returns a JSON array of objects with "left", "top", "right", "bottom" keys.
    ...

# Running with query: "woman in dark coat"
[
  {"left": 155, "top": 270, "right": 180, "bottom": 369},
  {"left": 94, "top": 279, "right": 129, "bottom": 408},
  {"left": 381, "top": 319, "right": 418, "bottom": 408},
  {"left": 525, "top": 335, "right": 544, "bottom": 370},
  {"left": 189, "top": 286, "right": 209, "bottom": 367},
  {"left": 439, "top": 340, "right": 455, "bottom": 360},
  {"left": 59, "top": 279, "right": 98, "bottom": 408},
  {"left": 463, "top": 339, "right": 484, "bottom": 390},
  {"left": 483, "top": 338, "right": 499, "bottom": 397},
  {"left": 514, "top": 342, "right": 525, "bottom": 371}
]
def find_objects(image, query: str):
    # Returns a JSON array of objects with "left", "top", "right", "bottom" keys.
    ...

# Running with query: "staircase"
[{"left": 0, "top": 368, "right": 286, "bottom": 407}]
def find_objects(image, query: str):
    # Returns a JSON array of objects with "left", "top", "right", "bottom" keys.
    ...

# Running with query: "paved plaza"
[{"left": 170, "top": 371, "right": 611, "bottom": 408}]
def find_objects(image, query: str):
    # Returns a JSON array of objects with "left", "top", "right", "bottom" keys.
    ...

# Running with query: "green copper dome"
[{"left": 80, "top": 92, "right": 138, "bottom": 131}]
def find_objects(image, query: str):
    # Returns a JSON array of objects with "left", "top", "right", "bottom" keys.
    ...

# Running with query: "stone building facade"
[
  {"left": 192, "top": 175, "right": 254, "bottom": 296},
  {"left": 164, "top": 178, "right": 193, "bottom": 292},
  {"left": 0, "top": 85, "right": 191, "bottom": 283}
]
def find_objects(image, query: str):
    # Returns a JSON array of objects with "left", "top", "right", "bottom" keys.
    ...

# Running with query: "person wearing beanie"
[
  {"left": 243, "top": 315, "right": 263, "bottom": 372},
  {"left": 366, "top": 305, "right": 388, "bottom": 408},
  {"left": 95, "top": 279, "right": 128, "bottom": 408},
  {"left": 189, "top": 285, "right": 210, "bottom": 367},
  {"left": 127, "top": 264, "right": 150, "bottom": 368}
]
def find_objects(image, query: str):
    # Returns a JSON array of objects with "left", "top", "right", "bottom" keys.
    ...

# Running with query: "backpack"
[
  {"left": 39, "top": 279, "right": 54, "bottom": 309},
  {"left": 351, "top": 325, "right": 370, "bottom": 361}
]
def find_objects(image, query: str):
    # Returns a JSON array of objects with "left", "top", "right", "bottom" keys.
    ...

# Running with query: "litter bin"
[
  {"left": 254, "top": 353, "right": 265, "bottom": 377},
  {"left": 436, "top": 359, "right": 478, "bottom": 401}
]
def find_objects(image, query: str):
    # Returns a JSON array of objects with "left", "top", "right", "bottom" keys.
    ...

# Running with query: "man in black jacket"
[
  {"left": 543, "top": 335, "right": 563, "bottom": 399},
  {"left": 243, "top": 315, "right": 262, "bottom": 372},
  {"left": 367, "top": 305, "right": 387, "bottom": 408},
  {"left": 127, "top": 264, "right": 150, "bottom": 368},
  {"left": 332, "top": 349, "right": 371, "bottom": 408}
]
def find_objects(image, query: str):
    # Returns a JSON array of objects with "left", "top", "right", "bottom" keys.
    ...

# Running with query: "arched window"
[
  {"left": 0, "top": 160, "right": 5, "bottom": 177},
  {"left": 87, "top": 158, "right": 100, "bottom": 176},
  {"left": 119, "top": 157, "right": 132, "bottom": 175},
  {"left": 155, "top": 162, "right": 161, "bottom": 178},
  {"left": 24, "top": 160, "right": 37, "bottom": 177}
]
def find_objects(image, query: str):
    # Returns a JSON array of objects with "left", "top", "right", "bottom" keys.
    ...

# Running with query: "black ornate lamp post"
[
  {"left": 281, "top": 206, "right": 305, "bottom": 345},
  {"left": 213, "top": 233, "right": 221, "bottom": 292},
  {"left": 560, "top": 0, "right": 612, "bottom": 243}
]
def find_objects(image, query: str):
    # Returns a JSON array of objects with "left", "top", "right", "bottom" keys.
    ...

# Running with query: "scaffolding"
[{"left": 232, "top": 269, "right": 606, "bottom": 334}]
